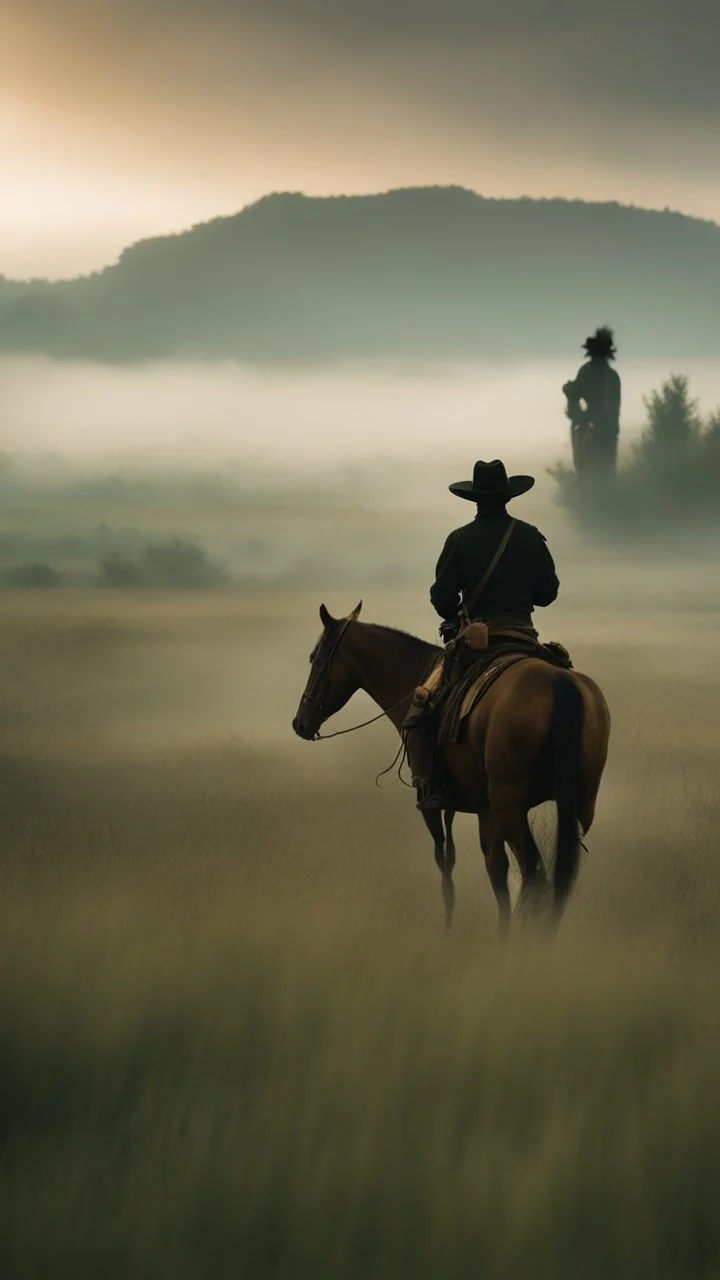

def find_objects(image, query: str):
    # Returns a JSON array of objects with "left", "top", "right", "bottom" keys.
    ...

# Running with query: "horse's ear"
[
  {"left": 319, "top": 603, "right": 335, "bottom": 628},
  {"left": 349, "top": 600, "right": 363, "bottom": 620}
]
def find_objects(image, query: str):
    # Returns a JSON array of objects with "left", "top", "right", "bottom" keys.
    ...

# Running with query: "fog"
[
  {"left": 3, "top": 355, "right": 720, "bottom": 472},
  {"left": 3, "top": 353, "right": 720, "bottom": 614}
]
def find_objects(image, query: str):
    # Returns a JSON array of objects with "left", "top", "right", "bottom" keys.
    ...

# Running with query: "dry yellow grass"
[{"left": 1, "top": 588, "right": 719, "bottom": 1278}]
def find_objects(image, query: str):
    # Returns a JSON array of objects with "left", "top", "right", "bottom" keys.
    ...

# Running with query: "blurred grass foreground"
[
  {"left": 2, "top": 904, "right": 719, "bottom": 1280},
  {"left": 553, "top": 374, "right": 720, "bottom": 540}
]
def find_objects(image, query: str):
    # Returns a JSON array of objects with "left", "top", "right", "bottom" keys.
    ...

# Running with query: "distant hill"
[{"left": 2, "top": 187, "right": 720, "bottom": 361}]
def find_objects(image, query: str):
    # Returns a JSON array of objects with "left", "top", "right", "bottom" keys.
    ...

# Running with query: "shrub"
[
  {"left": 3, "top": 562, "right": 62, "bottom": 588},
  {"left": 97, "top": 552, "right": 143, "bottom": 588},
  {"left": 552, "top": 374, "right": 720, "bottom": 538},
  {"left": 97, "top": 538, "right": 229, "bottom": 589},
  {"left": 138, "top": 538, "right": 227, "bottom": 588},
  {"left": 638, "top": 374, "right": 702, "bottom": 464}
]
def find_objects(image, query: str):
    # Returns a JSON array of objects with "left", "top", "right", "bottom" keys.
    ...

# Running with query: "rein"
[
  {"left": 317, "top": 695, "right": 416, "bottom": 792},
  {"left": 315, "top": 691, "right": 416, "bottom": 740}
]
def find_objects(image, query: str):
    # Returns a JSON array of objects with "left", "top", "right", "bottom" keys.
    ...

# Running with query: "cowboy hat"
[
  {"left": 582, "top": 326, "right": 616, "bottom": 359},
  {"left": 449, "top": 459, "right": 535, "bottom": 502}
]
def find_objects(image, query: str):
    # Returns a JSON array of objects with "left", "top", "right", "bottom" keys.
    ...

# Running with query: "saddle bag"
[{"left": 462, "top": 621, "right": 490, "bottom": 651}]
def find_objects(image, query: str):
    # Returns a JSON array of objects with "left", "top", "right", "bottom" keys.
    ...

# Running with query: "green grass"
[{"left": 1, "top": 590, "right": 720, "bottom": 1278}]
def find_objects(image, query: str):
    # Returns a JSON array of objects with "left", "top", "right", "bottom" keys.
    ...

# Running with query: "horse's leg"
[
  {"left": 477, "top": 809, "right": 511, "bottom": 939},
  {"left": 443, "top": 810, "right": 457, "bottom": 876},
  {"left": 442, "top": 810, "right": 457, "bottom": 930},
  {"left": 421, "top": 808, "right": 445, "bottom": 873},
  {"left": 421, "top": 810, "right": 455, "bottom": 931},
  {"left": 510, "top": 817, "right": 550, "bottom": 921},
  {"left": 487, "top": 783, "right": 549, "bottom": 925}
]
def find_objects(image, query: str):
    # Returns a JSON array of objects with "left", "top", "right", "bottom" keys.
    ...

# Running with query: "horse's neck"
[{"left": 347, "top": 624, "right": 437, "bottom": 729}]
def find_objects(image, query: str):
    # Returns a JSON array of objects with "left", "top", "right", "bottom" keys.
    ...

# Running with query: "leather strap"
[{"left": 461, "top": 519, "right": 517, "bottom": 622}]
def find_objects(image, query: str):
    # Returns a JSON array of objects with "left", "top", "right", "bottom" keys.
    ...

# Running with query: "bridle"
[
  {"left": 298, "top": 618, "right": 352, "bottom": 737},
  {"left": 299, "top": 619, "right": 418, "bottom": 741}
]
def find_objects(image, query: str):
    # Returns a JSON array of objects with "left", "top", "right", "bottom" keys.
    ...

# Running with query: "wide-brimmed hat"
[
  {"left": 449, "top": 459, "right": 535, "bottom": 503},
  {"left": 583, "top": 326, "right": 616, "bottom": 359}
]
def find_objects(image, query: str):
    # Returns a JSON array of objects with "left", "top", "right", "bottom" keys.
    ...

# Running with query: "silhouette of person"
[
  {"left": 404, "top": 459, "right": 559, "bottom": 811},
  {"left": 563, "top": 327, "right": 621, "bottom": 476}
]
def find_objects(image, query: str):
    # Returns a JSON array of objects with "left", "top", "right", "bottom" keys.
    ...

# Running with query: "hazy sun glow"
[{"left": 2, "top": 1, "right": 719, "bottom": 277}]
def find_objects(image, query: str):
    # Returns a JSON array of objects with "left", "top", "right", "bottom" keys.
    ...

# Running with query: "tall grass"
[
  {"left": 2, "top": 899, "right": 719, "bottom": 1280},
  {"left": 1, "top": 590, "right": 719, "bottom": 1278}
]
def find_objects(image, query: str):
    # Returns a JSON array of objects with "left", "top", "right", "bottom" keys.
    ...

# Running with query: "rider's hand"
[{"left": 439, "top": 619, "right": 459, "bottom": 643}]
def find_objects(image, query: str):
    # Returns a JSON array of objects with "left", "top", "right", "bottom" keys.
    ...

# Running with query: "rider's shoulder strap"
[{"left": 462, "top": 519, "right": 518, "bottom": 620}]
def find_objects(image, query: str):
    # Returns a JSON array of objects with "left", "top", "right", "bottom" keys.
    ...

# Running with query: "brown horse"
[{"left": 292, "top": 602, "right": 611, "bottom": 934}]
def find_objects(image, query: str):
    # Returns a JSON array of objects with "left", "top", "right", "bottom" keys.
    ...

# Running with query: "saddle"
[{"left": 422, "top": 631, "right": 573, "bottom": 748}]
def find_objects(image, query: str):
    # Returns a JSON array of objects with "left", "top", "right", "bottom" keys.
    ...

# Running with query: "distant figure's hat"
[
  {"left": 449, "top": 459, "right": 535, "bottom": 502},
  {"left": 583, "top": 326, "right": 617, "bottom": 359}
]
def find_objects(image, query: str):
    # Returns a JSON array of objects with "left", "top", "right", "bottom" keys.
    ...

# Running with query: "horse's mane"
[{"left": 368, "top": 623, "right": 441, "bottom": 656}]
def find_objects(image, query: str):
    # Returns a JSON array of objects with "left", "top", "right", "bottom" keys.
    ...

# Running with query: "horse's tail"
[{"left": 550, "top": 674, "right": 584, "bottom": 910}]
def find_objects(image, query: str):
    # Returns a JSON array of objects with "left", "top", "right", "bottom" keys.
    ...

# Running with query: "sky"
[{"left": 1, "top": 0, "right": 719, "bottom": 279}]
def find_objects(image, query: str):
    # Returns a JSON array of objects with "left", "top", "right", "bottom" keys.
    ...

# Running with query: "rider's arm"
[
  {"left": 532, "top": 533, "right": 560, "bottom": 607},
  {"left": 429, "top": 531, "right": 462, "bottom": 620},
  {"left": 563, "top": 362, "right": 592, "bottom": 402}
]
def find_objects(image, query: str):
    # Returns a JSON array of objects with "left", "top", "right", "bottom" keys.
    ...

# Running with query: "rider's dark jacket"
[{"left": 429, "top": 509, "right": 559, "bottom": 628}]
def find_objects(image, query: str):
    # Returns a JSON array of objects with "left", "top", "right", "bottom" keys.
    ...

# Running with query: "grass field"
[{"left": 2, "top": 587, "right": 720, "bottom": 1278}]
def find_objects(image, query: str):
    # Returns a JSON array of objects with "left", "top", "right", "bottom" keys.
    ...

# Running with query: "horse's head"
[{"left": 292, "top": 601, "right": 362, "bottom": 740}]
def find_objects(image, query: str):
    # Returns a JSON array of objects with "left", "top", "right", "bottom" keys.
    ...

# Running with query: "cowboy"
[
  {"left": 403, "top": 459, "right": 559, "bottom": 811},
  {"left": 563, "top": 326, "right": 621, "bottom": 476}
]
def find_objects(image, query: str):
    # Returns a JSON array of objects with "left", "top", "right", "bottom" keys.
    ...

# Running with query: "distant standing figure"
[{"left": 563, "top": 327, "right": 621, "bottom": 476}]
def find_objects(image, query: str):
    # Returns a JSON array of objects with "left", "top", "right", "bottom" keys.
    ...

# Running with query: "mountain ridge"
[{"left": 1, "top": 186, "right": 719, "bottom": 361}]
